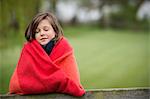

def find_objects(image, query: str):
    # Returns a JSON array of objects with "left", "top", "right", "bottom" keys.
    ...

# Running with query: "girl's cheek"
[{"left": 35, "top": 34, "right": 39, "bottom": 39}]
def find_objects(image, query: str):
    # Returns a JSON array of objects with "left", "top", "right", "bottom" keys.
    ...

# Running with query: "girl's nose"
[{"left": 40, "top": 30, "right": 45, "bottom": 36}]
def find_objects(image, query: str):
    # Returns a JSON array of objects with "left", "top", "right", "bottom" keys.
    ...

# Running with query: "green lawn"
[{"left": 0, "top": 26, "right": 149, "bottom": 94}]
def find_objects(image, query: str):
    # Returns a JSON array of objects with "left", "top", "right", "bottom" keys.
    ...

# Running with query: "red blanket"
[{"left": 9, "top": 37, "right": 85, "bottom": 96}]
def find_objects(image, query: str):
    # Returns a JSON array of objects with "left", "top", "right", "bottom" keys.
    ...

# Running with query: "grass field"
[{"left": 0, "top": 26, "right": 149, "bottom": 94}]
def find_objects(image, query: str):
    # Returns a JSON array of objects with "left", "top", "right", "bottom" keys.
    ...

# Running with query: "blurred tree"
[
  {"left": 51, "top": 0, "right": 57, "bottom": 13},
  {"left": 0, "top": 0, "right": 148, "bottom": 39},
  {"left": 0, "top": 0, "right": 40, "bottom": 39},
  {"left": 0, "top": 0, "right": 2, "bottom": 37},
  {"left": 40, "top": 0, "right": 58, "bottom": 14},
  {"left": 78, "top": 0, "right": 146, "bottom": 29},
  {"left": 98, "top": 0, "right": 146, "bottom": 29}
]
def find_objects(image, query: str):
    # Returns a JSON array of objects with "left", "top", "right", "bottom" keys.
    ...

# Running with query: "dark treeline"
[
  {"left": 0, "top": 0, "right": 149, "bottom": 47},
  {"left": 0, "top": 0, "right": 40, "bottom": 38}
]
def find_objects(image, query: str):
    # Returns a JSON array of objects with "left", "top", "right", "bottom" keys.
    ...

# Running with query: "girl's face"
[{"left": 35, "top": 19, "right": 55, "bottom": 45}]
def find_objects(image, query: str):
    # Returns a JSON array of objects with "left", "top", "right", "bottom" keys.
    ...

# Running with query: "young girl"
[{"left": 9, "top": 12, "right": 85, "bottom": 96}]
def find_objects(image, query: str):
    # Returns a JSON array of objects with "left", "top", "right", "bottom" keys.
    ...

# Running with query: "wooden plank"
[{"left": 0, "top": 88, "right": 149, "bottom": 99}]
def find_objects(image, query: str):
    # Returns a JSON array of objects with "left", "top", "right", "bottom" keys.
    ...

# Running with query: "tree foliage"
[
  {"left": 0, "top": 0, "right": 40, "bottom": 38},
  {"left": 0, "top": 0, "right": 148, "bottom": 40}
]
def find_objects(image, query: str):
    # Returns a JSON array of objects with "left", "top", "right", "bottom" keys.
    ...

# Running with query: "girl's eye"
[
  {"left": 35, "top": 31, "right": 39, "bottom": 34},
  {"left": 44, "top": 29, "right": 48, "bottom": 31},
  {"left": 44, "top": 26, "right": 49, "bottom": 31}
]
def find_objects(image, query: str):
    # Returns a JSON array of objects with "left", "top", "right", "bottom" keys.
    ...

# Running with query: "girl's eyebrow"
[
  {"left": 44, "top": 26, "right": 51, "bottom": 29},
  {"left": 43, "top": 26, "right": 49, "bottom": 28},
  {"left": 37, "top": 24, "right": 51, "bottom": 30}
]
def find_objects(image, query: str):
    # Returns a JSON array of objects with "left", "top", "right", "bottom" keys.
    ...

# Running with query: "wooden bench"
[{"left": 1, "top": 88, "right": 149, "bottom": 99}]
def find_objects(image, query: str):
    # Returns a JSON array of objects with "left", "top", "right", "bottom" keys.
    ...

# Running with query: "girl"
[{"left": 9, "top": 12, "right": 85, "bottom": 96}]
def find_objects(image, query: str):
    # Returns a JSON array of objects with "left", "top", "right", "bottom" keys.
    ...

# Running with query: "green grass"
[{"left": 0, "top": 26, "right": 149, "bottom": 94}]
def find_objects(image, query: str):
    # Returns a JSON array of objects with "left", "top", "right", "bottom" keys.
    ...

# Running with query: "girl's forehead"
[
  {"left": 37, "top": 19, "right": 52, "bottom": 27},
  {"left": 40, "top": 19, "right": 51, "bottom": 24}
]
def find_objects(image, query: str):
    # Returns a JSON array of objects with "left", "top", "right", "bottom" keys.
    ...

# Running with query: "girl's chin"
[{"left": 40, "top": 41, "right": 49, "bottom": 45}]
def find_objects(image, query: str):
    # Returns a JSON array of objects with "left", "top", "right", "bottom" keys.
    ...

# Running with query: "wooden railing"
[{"left": 0, "top": 87, "right": 149, "bottom": 99}]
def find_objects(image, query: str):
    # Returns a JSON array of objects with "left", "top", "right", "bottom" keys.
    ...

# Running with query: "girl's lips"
[
  {"left": 40, "top": 38, "right": 47, "bottom": 40},
  {"left": 40, "top": 38, "right": 48, "bottom": 42}
]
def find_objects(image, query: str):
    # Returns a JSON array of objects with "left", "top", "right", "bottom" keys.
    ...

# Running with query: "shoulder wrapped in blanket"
[{"left": 9, "top": 37, "right": 85, "bottom": 96}]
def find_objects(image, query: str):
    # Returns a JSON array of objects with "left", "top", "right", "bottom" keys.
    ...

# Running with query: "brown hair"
[{"left": 25, "top": 12, "right": 63, "bottom": 42}]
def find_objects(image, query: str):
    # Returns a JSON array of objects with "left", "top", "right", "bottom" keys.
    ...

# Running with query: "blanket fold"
[{"left": 9, "top": 37, "right": 85, "bottom": 96}]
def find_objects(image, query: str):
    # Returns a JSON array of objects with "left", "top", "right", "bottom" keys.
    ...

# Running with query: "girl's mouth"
[{"left": 40, "top": 38, "right": 47, "bottom": 40}]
